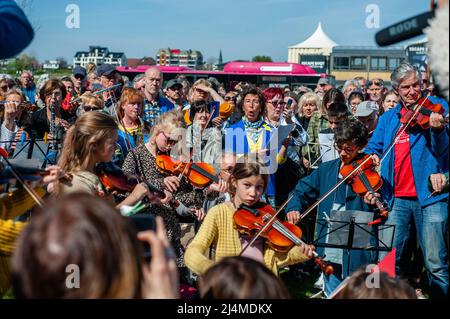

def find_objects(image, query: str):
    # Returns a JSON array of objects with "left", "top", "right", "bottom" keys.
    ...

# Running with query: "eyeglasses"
[
  {"left": 83, "top": 105, "right": 101, "bottom": 112},
  {"left": 161, "top": 132, "right": 179, "bottom": 146},
  {"left": 224, "top": 96, "right": 236, "bottom": 102},
  {"left": 334, "top": 144, "right": 358, "bottom": 154},
  {"left": 367, "top": 80, "right": 384, "bottom": 87},
  {"left": 268, "top": 100, "right": 286, "bottom": 107},
  {"left": 1, "top": 84, "right": 14, "bottom": 90}
]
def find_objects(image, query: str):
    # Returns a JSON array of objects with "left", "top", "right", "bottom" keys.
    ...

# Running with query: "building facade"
[
  {"left": 330, "top": 46, "right": 406, "bottom": 85},
  {"left": 73, "top": 46, "right": 127, "bottom": 68},
  {"left": 288, "top": 23, "right": 408, "bottom": 85},
  {"left": 156, "top": 48, "right": 203, "bottom": 69},
  {"left": 42, "top": 60, "right": 60, "bottom": 70}
]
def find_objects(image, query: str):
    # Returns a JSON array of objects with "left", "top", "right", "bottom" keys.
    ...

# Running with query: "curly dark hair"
[
  {"left": 235, "top": 86, "right": 266, "bottom": 117},
  {"left": 334, "top": 118, "right": 369, "bottom": 149}
]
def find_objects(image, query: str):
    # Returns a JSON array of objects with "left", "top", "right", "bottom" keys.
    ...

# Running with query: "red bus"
[{"left": 116, "top": 61, "right": 329, "bottom": 90}]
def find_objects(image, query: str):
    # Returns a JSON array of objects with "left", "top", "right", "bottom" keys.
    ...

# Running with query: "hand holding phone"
[{"left": 138, "top": 216, "right": 180, "bottom": 299}]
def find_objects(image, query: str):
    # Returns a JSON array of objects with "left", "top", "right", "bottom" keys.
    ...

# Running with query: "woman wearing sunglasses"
[{"left": 122, "top": 110, "right": 205, "bottom": 272}]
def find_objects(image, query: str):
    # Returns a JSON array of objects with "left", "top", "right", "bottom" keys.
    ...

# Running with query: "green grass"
[
  {"left": 280, "top": 264, "right": 430, "bottom": 299},
  {"left": 280, "top": 264, "right": 323, "bottom": 299},
  {"left": 2, "top": 288, "right": 15, "bottom": 299}
]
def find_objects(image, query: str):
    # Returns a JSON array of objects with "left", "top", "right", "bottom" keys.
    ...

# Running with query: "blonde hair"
[
  {"left": 149, "top": 110, "right": 186, "bottom": 149},
  {"left": 298, "top": 92, "right": 320, "bottom": 116},
  {"left": 58, "top": 112, "right": 118, "bottom": 174},
  {"left": 189, "top": 79, "right": 212, "bottom": 103},
  {"left": 81, "top": 94, "right": 104, "bottom": 109},
  {"left": 5, "top": 88, "right": 27, "bottom": 102},
  {"left": 85, "top": 62, "right": 97, "bottom": 74}
]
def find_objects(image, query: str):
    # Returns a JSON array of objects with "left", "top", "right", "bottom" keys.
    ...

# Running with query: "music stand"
[
  {"left": 5, "top": 137, "right": 62, "bottom": 167},
  {"left": 313, "top": 210, "right": 395, "bottom": 296}
]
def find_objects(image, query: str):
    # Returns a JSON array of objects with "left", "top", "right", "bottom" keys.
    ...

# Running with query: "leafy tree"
[
  {"left": 252, "top": 56, "right": 273, "bottom": 62},
  {"left": 16, "top": 54, "right": 39, "bottom": 71}
]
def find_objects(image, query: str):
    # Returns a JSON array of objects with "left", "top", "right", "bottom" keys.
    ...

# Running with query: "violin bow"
[
  {"left": 70, "top": 83, "right": 123, "bottom": 104},
  {"left": 379, "top": 93, "right": 431, "bottom": 164},
  {"left": 298, "top": 154, "right": 374, "bottom": 222},
  {"left": 239, "top": 193, "right": 295, "bottom": 256},
  {"left": 239, "top": 194, "right": 333, "bottom": 275},
  {"left": 0, "top": 147, "right": 45, "bottom": 208}
]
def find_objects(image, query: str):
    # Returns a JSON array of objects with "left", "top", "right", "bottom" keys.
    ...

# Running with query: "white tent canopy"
[{"left": 289, "top": 22, "right": 338, "bottom": 49}]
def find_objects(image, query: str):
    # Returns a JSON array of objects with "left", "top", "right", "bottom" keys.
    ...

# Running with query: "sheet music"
[
  {"left": 318, "top": 132, "right": 339, "bottom": 163},
  {"left": 266, "top": 124, "right": 295, "bottom": 151}
]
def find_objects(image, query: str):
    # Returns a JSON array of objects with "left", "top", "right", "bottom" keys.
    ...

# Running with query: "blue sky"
[{"left": 22, "top": 0, "right": 428, "bottom": 64}]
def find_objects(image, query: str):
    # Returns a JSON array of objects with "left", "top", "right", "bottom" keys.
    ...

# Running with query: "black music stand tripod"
[{"left": 310, "top": 210, "right": 395, "bottom": 298}]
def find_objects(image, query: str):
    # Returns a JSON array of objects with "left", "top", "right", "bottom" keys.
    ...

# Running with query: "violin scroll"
[
  {"left": 314, "top": 257, "right": 334, "bottom": 276},
  {"left": 155, "top": 154, "right": 219, "bottom": 188}
]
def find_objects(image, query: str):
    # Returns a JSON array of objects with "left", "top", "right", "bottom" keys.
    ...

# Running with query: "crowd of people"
[
  {"left": 0, "top": 0, "right": 449, "bottom": 301},
  {"left": 0, "top": 56, "right": 447, "bottom": 300}
]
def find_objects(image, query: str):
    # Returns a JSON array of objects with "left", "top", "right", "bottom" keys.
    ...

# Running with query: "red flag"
[{"left": 375, "top": 248, "right": 396, "bottom": 278}]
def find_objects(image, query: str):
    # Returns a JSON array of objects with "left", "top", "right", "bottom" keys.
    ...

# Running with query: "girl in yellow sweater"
[{"left": 184, "top": 161, "right": 314, "bottom": 276}]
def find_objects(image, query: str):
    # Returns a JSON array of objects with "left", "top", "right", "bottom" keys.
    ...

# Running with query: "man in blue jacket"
[
  {"left": 0, "top": 0, "right": 34, "bottom": 59},
  {"left": 364, "top": 62, "right": 448, "bottom": 299}
]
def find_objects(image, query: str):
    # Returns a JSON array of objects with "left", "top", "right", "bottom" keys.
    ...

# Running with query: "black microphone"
[{"left": 375, "top": 11, "right": 435, "bottom": 47}]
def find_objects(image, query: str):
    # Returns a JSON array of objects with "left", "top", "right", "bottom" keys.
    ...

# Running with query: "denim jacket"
[{"left": 364, "top": 96, "right": 449, "bottom": 208}]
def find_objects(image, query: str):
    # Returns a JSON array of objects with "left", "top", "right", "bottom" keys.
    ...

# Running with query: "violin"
[
  {"left": 1, "top": 163, "right": 52, "bottom": 183},
  {"left": 234, "top": 202, "right": 334, "bottom": 275},
  {"left": 155, "top": 154, "right": 219, "bottom": 188},
  {"left": 340, "top": 154, "right": 389, "bottom": 226},
  {"left": 0, "top": 100, "right": 37, "bottom": 112},
  {"left": 0, "top": 147, "right": 46, "bottom": 207},
  {"left": 95, "top": 162, "right": 165, "bottom": 198},
  {"left": 400, "top": 96, "right": 448, "bottom": 130}
]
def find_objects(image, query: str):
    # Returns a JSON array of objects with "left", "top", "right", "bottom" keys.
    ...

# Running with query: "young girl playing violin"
[
  {"left": 54, "top": 111, "right": 155, "bottom": 210},
  {"left": 122, "top": 110, "right": 206, "bottom": 268},
  {"left": 184, "top": 161, "right": 315, "bottom": 277},
  {"left": 285, "top": 118, "right": 378, "bottom": 297}
]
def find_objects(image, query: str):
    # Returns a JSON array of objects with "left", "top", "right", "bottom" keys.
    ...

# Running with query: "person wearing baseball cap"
[
  {"left": 96, "top": 64, "right": 122, "bottom": 117},
  {"left": 315, "top": 78, "right": 332, "bottom": 98},
  {"left": 354, "top": 100, "right": 379, "bottom": 136},
  {"left": 71, "top": 66, "right": 87, "bottom": 96},
  {"left": 164, "top": 79, "right": 183, "bottom": 110}
]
